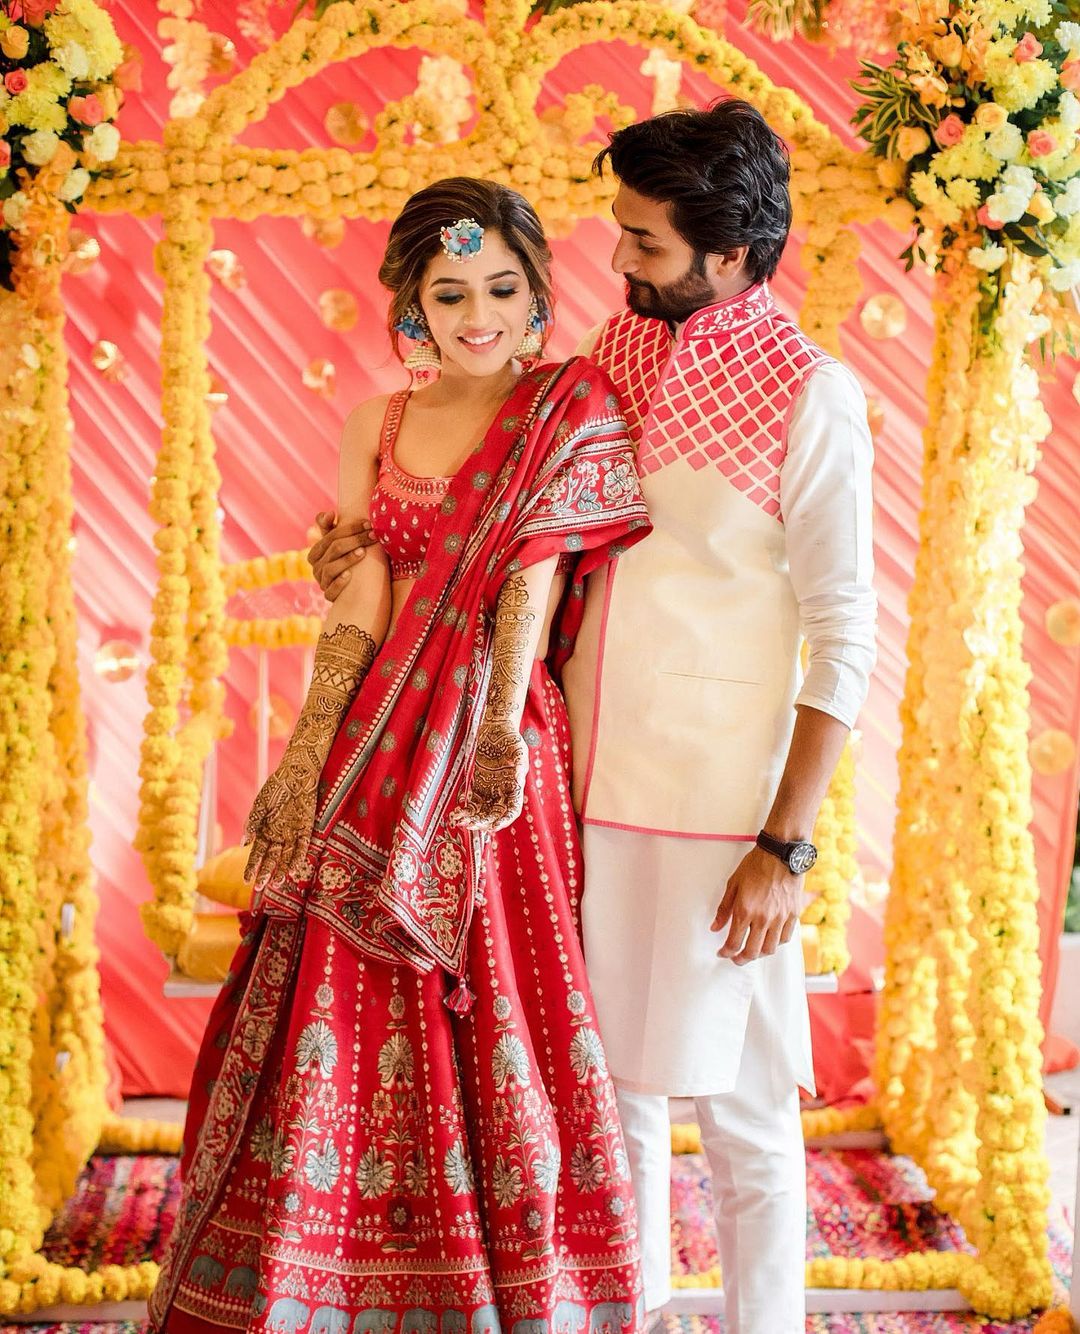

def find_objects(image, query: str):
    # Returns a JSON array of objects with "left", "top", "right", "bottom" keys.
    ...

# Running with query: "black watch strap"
[{"left": 756, "top": 829, "right": 817, "bottom": 874}]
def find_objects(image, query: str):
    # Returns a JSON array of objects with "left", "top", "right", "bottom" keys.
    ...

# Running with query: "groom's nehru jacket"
[{"left": 563, "top": 280, "right": 878, "bottom": 1100}]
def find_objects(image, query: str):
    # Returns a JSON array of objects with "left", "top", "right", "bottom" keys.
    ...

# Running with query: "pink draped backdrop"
[{"left": 68, "top": 1, "right": 1080, "bottom": 1097}]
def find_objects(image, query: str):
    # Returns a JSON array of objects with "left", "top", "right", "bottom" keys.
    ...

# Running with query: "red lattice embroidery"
[{"left": 594, "top": 286, "right": 830, "bottom": 521}]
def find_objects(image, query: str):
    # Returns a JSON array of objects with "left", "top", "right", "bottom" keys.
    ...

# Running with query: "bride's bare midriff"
[{"left": 387, "top": 572, "right": 567, "bottom": 659}]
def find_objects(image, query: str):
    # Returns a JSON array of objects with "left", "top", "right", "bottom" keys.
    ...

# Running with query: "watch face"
[{"left": 788, "top": 842, "right": 817, "bottom": 874}]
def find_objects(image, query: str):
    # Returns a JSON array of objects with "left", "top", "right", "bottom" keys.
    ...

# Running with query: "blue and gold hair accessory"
[
  {"left": 393, "top": 304, "right": 430, "bottom": 341},
  {"left": 440, "top": 218, "right": 485, "bottom": 262}
]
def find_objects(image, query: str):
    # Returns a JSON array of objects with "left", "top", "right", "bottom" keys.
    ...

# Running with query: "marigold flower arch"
[{"left": 0, "top": 0, "right": 1058, "bottom": 1322}]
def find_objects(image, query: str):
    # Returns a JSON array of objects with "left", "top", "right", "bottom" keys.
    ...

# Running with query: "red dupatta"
[{"left": 261, "top": 358, "right": 650, "bottom": 984}]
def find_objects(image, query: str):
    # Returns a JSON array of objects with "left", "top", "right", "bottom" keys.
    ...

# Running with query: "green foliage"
[{"left": 851, "top": 54, "right": 938, "bottom": 159}]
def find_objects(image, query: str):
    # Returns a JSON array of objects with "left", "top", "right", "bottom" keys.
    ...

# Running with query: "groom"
[{"left": 309, "top": 99, "right": 876, "bottom": 1334}]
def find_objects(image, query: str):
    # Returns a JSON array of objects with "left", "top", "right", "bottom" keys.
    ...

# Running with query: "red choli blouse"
[{"left": 368, "top": 390, "right": 450, "bottom": 581}]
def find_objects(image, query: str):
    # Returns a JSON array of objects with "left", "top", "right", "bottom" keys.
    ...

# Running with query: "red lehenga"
[{"left": 150, "top": 361, "right": 652, "bottom": 1334}]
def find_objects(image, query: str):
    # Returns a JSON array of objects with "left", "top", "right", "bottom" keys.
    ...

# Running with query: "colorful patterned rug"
[
  {"left": 0, "top": 1149, "right": 1071, "bottom": 1333},
  {"left": 670, "top": 1148, "right": 1073, "bottom": 1332}
]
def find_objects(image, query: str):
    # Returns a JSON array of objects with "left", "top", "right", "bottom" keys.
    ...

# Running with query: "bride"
[{"left": 150, "top": 176, "right": 650, "bottom": 1334}]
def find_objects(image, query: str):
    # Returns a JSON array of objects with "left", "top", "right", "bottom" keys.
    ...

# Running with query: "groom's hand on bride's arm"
[
  {"left": 710, "top": 846, "right": 802, "bottom": 966},
  {"left": 308, "top": 510, "right": 376, "bottom": 601}
]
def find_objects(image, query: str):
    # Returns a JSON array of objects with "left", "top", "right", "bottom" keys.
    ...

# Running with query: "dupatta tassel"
[{"left": 443, "top": 976, "right": 475, "bottom": 1016}]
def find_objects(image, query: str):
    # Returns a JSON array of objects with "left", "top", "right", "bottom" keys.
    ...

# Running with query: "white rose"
[
  {"left": 1059, "top": 91, "right": 1080, "bottom": 132},
  {"left": 1049, "top": 259, "right": 1080, "bottom": 292},
  {"left": 984, "top": 188, "right": 1027, "bottom": 223},
  {"left": 55, "top": 42, "right": 90, "bottom": 80},
  {"left": 1055, "top": 20, "right": 1080, "bottom": 56},
  {"left": 1055, "top": 177, "right": 1080, "bottom": 216},
  {"left": 2, "top": 191, "right": 29, "bottom": 228},
  {"left": 986, "top": 123, "right": 1023, "bottom": 161},
  {"left": 83, "top": 123, "right": 120, "bottom": 162},
  {"left": 21, "top": 129, "right": 60, "bottom": 166},
  {"left": 57, "top": 167, "right": 90, "bottom": 202},
  {"left": 1002, "top": 164, "right": 1036, "bottom": 194},
  {"left": 969, "top": 243, "right": 1008, "bottom": 272}
]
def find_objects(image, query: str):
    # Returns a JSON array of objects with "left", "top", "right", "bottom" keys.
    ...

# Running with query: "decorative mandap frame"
[{"left": 0, "top": 0, "right": 1064, "bottom": 1322}]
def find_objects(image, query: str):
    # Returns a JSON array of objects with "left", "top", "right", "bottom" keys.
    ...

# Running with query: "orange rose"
[{"left": 68, "top": 94, "right": 104, "bottom": 127}]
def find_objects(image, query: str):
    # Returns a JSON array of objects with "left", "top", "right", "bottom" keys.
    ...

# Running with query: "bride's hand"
[
  {"left": 451, "top": 722, "right": 530, "bottom": 834},
  {"left": 243, "top": 738, "right": 322, "bottom": 889}
]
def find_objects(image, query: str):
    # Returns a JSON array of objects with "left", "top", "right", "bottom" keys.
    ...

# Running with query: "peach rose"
[
  {"left": 975, "top": 102, "right": 1009, "bottom": 131},
  {"left": 0, "top": 140, "right": 11, "bottom": 171},
  {"left": 4, "top": 69, "right": 29, "bottom": 95},
  {"left": 68, "top": 94, "right": 104, "bottom": 127},
  {"left": 1013, "top": 32, "right": 1043, "bottom": 62},
  {"left": 977, "top": 202, "right": 1004, "bottom": 229},
  {"left": 0, "top": 25, "right": 30, "bottom": 59},
  {"left": 1027, "top": 129, "right": 1057, "bottom": 157},
  {"left": 934, "top": 114, "right": 966, "bottom": 147},
  {"left": 1061, "top": 61, "right": 1080, "bottom": 93}
]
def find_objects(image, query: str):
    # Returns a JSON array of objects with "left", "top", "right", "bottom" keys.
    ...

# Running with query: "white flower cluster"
[
  {"left": 1056, "top": 21, "right": 1080, "bottom": 57},
  {"left": 985, "top": 164, "right": 1038, "bottom": 223}
]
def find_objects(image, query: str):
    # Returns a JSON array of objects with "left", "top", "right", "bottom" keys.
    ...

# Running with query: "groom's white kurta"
[{"left": 563, "top": 283, "right": 876, "bottom": 1097}]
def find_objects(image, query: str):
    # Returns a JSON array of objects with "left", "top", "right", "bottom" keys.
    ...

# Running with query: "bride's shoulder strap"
[{"left": 378, "top": 388, "right": 411, "bottom": 462}]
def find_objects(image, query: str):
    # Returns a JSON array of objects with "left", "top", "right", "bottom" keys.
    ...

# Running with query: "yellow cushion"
[
  {"left": 176, "top": 912, "right": 243, "bottom": 983},
  {"left": 196, "top": 844, "right": 253, "bottom": 910}
]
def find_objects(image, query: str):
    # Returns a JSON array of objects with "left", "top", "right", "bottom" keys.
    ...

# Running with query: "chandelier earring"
[
  {"left": 514, "top": 294, "right": 547, "bottom": 367},
  {"left": 395, "top": 303, "right": 442, "bottom": 387}
]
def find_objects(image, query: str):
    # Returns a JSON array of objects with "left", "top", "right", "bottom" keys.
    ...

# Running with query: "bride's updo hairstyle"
[{"left": 379, "top": 177, "right": 554, "bottom": 357}]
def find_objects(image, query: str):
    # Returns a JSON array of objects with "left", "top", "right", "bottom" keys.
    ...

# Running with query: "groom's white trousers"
[
  {"left": 614, "top": 1000, "right": 806, "bottom": 1332},
  {"left": 581, "top": 827, "right": 811, "bottom": 1334}
]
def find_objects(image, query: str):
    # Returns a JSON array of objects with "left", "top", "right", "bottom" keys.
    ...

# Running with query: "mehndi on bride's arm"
[
  {"left": 245, "top": 401, "right": 393, "bottom": 890},
  {"left": 452, "top": 555, "right": 559, "bottom": 834}
]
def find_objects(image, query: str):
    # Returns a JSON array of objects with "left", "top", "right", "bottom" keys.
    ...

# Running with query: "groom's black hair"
[{"left": 594, "top": 99, "right": 792, "bottom": 285}]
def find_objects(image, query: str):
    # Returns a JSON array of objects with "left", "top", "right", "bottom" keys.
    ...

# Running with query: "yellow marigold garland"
[
  {"left": 0, "top": 147, "right": 155, "bottom": 1321},
  {"left": 795, "top": 228, "right": 867, "bottom": 976},
  {"left": 0, "top": 174, "right": 65, "bottom": 1278},
  {"left": 224, "top": 613, "right": 322, "bottom": 649},
  {"left": 879, "top": 241, "right": 1053, "bottom": 1319},
  {"left": 876, "top": 237, "right": 980, "bottom": 1177},
  {"left": 136, "top": 176, "right": 224, "bottom": 959},
  {"left": 222, "top": 548, "right": 312, "bottom": 596},
  {"left": 671, "top": 1102, "right": 882, "bottom": 1155},
  {"left": 949, "top": 255, "right": 1052, "bottom": 1319}
]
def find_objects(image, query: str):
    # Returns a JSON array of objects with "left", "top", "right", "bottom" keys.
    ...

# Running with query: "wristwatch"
[{"left": 756, "top": 829, "right": 818, "bottom": 875}]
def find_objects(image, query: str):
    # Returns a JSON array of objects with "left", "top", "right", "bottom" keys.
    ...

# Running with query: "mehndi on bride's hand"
[
  {"left": 243, "top": 721, "right": 325, "bottom": 889},
  {"left": 244, "top": 623, "right": 378, "bottom": 891},
  {"left": 451, "top": 721, "right": 530, "bottom": 834}
]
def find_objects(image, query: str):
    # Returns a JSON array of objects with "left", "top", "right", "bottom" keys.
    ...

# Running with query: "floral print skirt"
[{"left": 150, "top": 666, "right": 643, "bottom": 1334}]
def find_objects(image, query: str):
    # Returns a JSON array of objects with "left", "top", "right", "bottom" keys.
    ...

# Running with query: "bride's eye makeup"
[{"left": 433, "top": 286, "right": 521, "bottom": 305}]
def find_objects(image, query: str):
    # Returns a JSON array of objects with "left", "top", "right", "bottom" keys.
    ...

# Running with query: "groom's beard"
[{"left": 625, "top": 252, "right": 716, "bottom": 324}]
